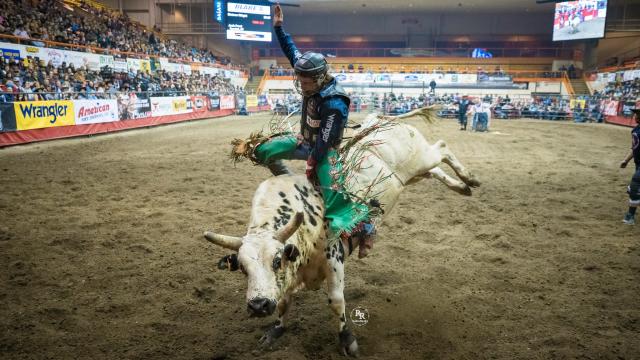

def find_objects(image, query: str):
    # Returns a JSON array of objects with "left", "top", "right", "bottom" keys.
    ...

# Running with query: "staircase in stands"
[
  {"left": 245, "top": 75, "right": 263, "bottom": 95},
  {"left": 570, "top": 78, "right": 591, "bottom": 96}
]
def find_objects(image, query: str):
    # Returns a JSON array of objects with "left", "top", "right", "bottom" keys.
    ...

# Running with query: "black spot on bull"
[
  {"left": 294, "top": 184, "right": 321, "bottom": 227},
  {"left": 218, "top": 254, "right": 240, "bottom": 271},
  {"left": 272, "top": 254, "right": 282, "bottom": 272},
  {"left": 306, "top": 213, "right": 317, "bottom": 226},
  {"left": 278, "top": 191, "right": 286, "bottom": 198},
  {"left": 294, "top": 184, "right": 309, "bottom": 198},
  {"left": 337, "top": 241, "right": 345, "bottom": 263},
  {"left": 279, "top": 205, "right": 292, "bottom": 213}
]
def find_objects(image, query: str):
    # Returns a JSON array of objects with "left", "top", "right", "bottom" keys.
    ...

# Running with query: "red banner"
[{"left": 190, "top": 96, "right": 209, "bottom": 113}]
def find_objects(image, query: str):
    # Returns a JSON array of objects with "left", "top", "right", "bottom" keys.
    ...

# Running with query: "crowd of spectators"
[
  {"left": 592, "top": 77, "right": 640, "bottom": 114},
  {"left": 0, "top": 56, "right": 239, "bottom": 102},
  {"left": 0, "top": 0, "right": 244, "bottom": 102},
  {"left": 0, "top": 0, "right": 234, "bottom": 66}
]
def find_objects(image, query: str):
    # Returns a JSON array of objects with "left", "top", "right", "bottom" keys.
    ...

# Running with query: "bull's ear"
[
  {"left": 217, "top": 254, "right": 240, "bottom": 271},
  {"left": 274, "top": 212, "right": 304, "bottom": 242},
  {"left": 283, "top": 244, "right": 300, "bottom": 262}
]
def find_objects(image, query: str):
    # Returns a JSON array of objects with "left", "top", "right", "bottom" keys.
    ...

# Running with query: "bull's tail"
[
  {"left": 230, "top": 131, "right": 268, "bottom": 164},
  {"left": 391, "top": 106, "right": 440, "bottom": 124}
]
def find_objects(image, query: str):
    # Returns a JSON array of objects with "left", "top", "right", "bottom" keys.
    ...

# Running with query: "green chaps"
[{"left": 254, "top": 135, "right": 369, "bottom": 237}]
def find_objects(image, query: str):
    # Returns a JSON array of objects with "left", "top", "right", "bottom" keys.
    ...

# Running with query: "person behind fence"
[
  {"left": 619, "top": 109, "right": 640, "bottom": 225},
  {"left": 233, "top": 4, "right": 377, "bottom": 258},
  {"left": 457, "top": 95, "right": 471, "bottom": 130}
]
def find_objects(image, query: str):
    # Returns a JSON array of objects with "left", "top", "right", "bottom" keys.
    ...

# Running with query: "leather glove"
[{"left": 305, "top": 157, "right": 318, "bottom": 182}]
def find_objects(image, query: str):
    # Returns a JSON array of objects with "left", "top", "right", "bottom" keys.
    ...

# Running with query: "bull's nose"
[{"left": 247, "top": 298, "right": 276, "bottom": 317}]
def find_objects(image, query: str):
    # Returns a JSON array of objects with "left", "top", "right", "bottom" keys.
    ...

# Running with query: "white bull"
[{"left": 204, "top": 112, "right": 480, "bottom": 356}]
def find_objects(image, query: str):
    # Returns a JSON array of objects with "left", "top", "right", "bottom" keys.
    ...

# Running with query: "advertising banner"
[
  {"left": 623, "top": 70, "right": 640, "bottom": 82},
  {"left": 14, "top": 100, "right": 75, "bottom": 130},
  {"left": 208, "top": 94, "right": 220, "bottom": 110},
  {"left": 200, "top": 66, "right": 220, "bottom": 76},
  {"left": 113, "top": 58, "right": 128, "bottom": 72},
  {"left": 74, "top": 100, "right": 119, "bottom": 125},
  {"left": 0, "top": 103, "right": 17, "bottom": 132},
  {"left": 246, "top": 95, "right": 258, "bottom": 107},
  {"left": 0, "top": 47, "right": 21, "bottom": 62},
  {"left": 190, "top": 96, "right": 209, "bottom": 112},
  {"left": 603, "top": 100, "right": 619, "bottom": 116},
  {"left": 150, "top": 96, "right": 193, "bottom": 117},
  {"left": 127, "top": 58, "right": 151, "bottom": 73},
  {"left": 569, "top": 99, "right": 586, "bottom": 110},
  {"left": 118, "top": 93, "right": 151, "bottom": 120},
  {"left": 220, "top": 95, "right": 235, "bottom": 110}
]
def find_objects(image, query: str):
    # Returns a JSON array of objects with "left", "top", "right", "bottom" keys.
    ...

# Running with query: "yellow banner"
[
  {"left": 246, "top": 95, "right": 258, "bottom": 107},
  {"left": 140, "top": 60, "right": 151, "bottom": 73},
  {"left": 570, "top": 99, "right": 586, "bottom": 110},
  {"left": 172, "top": 98, "right": 188, "bottom": 112},
  {"left": 14, "top": 101, "right": 75, "bottom": 130}
]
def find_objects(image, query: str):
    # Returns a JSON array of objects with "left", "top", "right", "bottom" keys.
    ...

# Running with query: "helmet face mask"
[
  {"left": 294, "top": 72, "right": 327, "bottom": 97},
  {"left": 293, "top": 52, "right": 329, "bottom": 97}
]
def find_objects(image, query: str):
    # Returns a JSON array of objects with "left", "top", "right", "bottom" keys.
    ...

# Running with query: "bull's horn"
[
  {"left": 204, "top": 231, "right": 242, "bottom": 251},
  {"left": 274, "top": 212, "right": 304, "bottom": 242}
]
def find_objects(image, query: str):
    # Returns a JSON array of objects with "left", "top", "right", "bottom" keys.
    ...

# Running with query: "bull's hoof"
[
  {"left": 258, "top": 324, "right": 285, "bottom": 347},
  {"left": 339, "top": 329, "right": 359, "bottom": 357},
  {"left": 457, "top": 185, "right": 473, "bottom": 196},
  {"left": 467, "top": 177, "right": 481, "bottom": 188}
]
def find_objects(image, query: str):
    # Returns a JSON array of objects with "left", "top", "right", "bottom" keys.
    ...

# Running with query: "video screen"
[
  {"left": 553, "top": 0, "right": 607, "bottom": 41},
  {"left": 226, "top": 0, "right": 272, "bottom": 42}
]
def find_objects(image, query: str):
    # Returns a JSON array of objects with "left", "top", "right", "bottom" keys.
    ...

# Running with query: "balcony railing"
[
  {"left": 256, "top": 47, "right": 574, "bottom": 58},
  {"left": 159, "top": 22, "right": 226, "bottom": 35}
]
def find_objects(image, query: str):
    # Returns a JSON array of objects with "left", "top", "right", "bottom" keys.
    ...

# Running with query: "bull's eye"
[{"left": 272, "top": 256, "right": 282, "bottom": 272}]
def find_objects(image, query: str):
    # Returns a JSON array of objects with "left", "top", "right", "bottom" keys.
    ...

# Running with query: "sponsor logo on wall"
[
  {"left": 150, "top": 96, "right": 194, "bottom": 117},
  {"left": 220, "top": 95, "right": 235, "bottom": 110},
  {"left": 14, "top": 100, "right": 75, "bottom": 130},
  {"left": 74, "top": 100, "right": 119, "bottom": 125}
]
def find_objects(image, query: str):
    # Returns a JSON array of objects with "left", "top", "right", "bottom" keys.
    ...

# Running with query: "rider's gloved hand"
[{"left": 305, "top": 157, "right": 318, "bottom": 183}]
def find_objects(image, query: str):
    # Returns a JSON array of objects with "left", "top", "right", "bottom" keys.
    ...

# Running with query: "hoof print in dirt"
[{"left": 258, "top": 324, "right": 285, "bottom": 347}]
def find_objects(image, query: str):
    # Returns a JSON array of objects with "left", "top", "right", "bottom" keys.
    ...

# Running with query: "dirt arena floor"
[{"left": 1, "top": 112, "right": 639, "bottom": 360}]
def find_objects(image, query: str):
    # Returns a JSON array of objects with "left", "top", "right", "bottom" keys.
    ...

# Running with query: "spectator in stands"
[
  {"left": 620, "top": 109, "right": 640, "bottom": 225},
  {"left": 12, "top": 24, "right": 29, "bottom": 39}
]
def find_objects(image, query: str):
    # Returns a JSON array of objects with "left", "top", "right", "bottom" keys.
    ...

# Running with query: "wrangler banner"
[{"left": 14, "top": 100, "right": 75, "bottom": 130}]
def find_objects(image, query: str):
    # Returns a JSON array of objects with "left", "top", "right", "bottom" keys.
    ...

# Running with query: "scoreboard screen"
[
  {"left": 552, "top": 0, "right": 607, "bottom": 41},
  {"left": 225, "top": 0, "right": 272, "bottom": 42}
]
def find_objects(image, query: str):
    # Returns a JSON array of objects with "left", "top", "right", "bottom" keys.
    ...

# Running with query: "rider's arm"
[
  {"left": 310, "top": 97, "right": 349, "bottom": 163},
  {"left": 274, "top": 26, "right": 302, "bottom": 68}
]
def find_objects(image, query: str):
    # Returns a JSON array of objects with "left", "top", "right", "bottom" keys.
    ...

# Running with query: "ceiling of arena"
[{"left": 275, "top": 0, "right": 556, "bottom": 13}]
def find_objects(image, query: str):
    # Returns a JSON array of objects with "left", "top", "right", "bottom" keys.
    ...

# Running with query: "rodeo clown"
[
  {"left": 233, "top": 4, "right": 376, "bottom": 258},
  {"left": 620, "top": 108, "right": 640, "bottom": 225}
]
